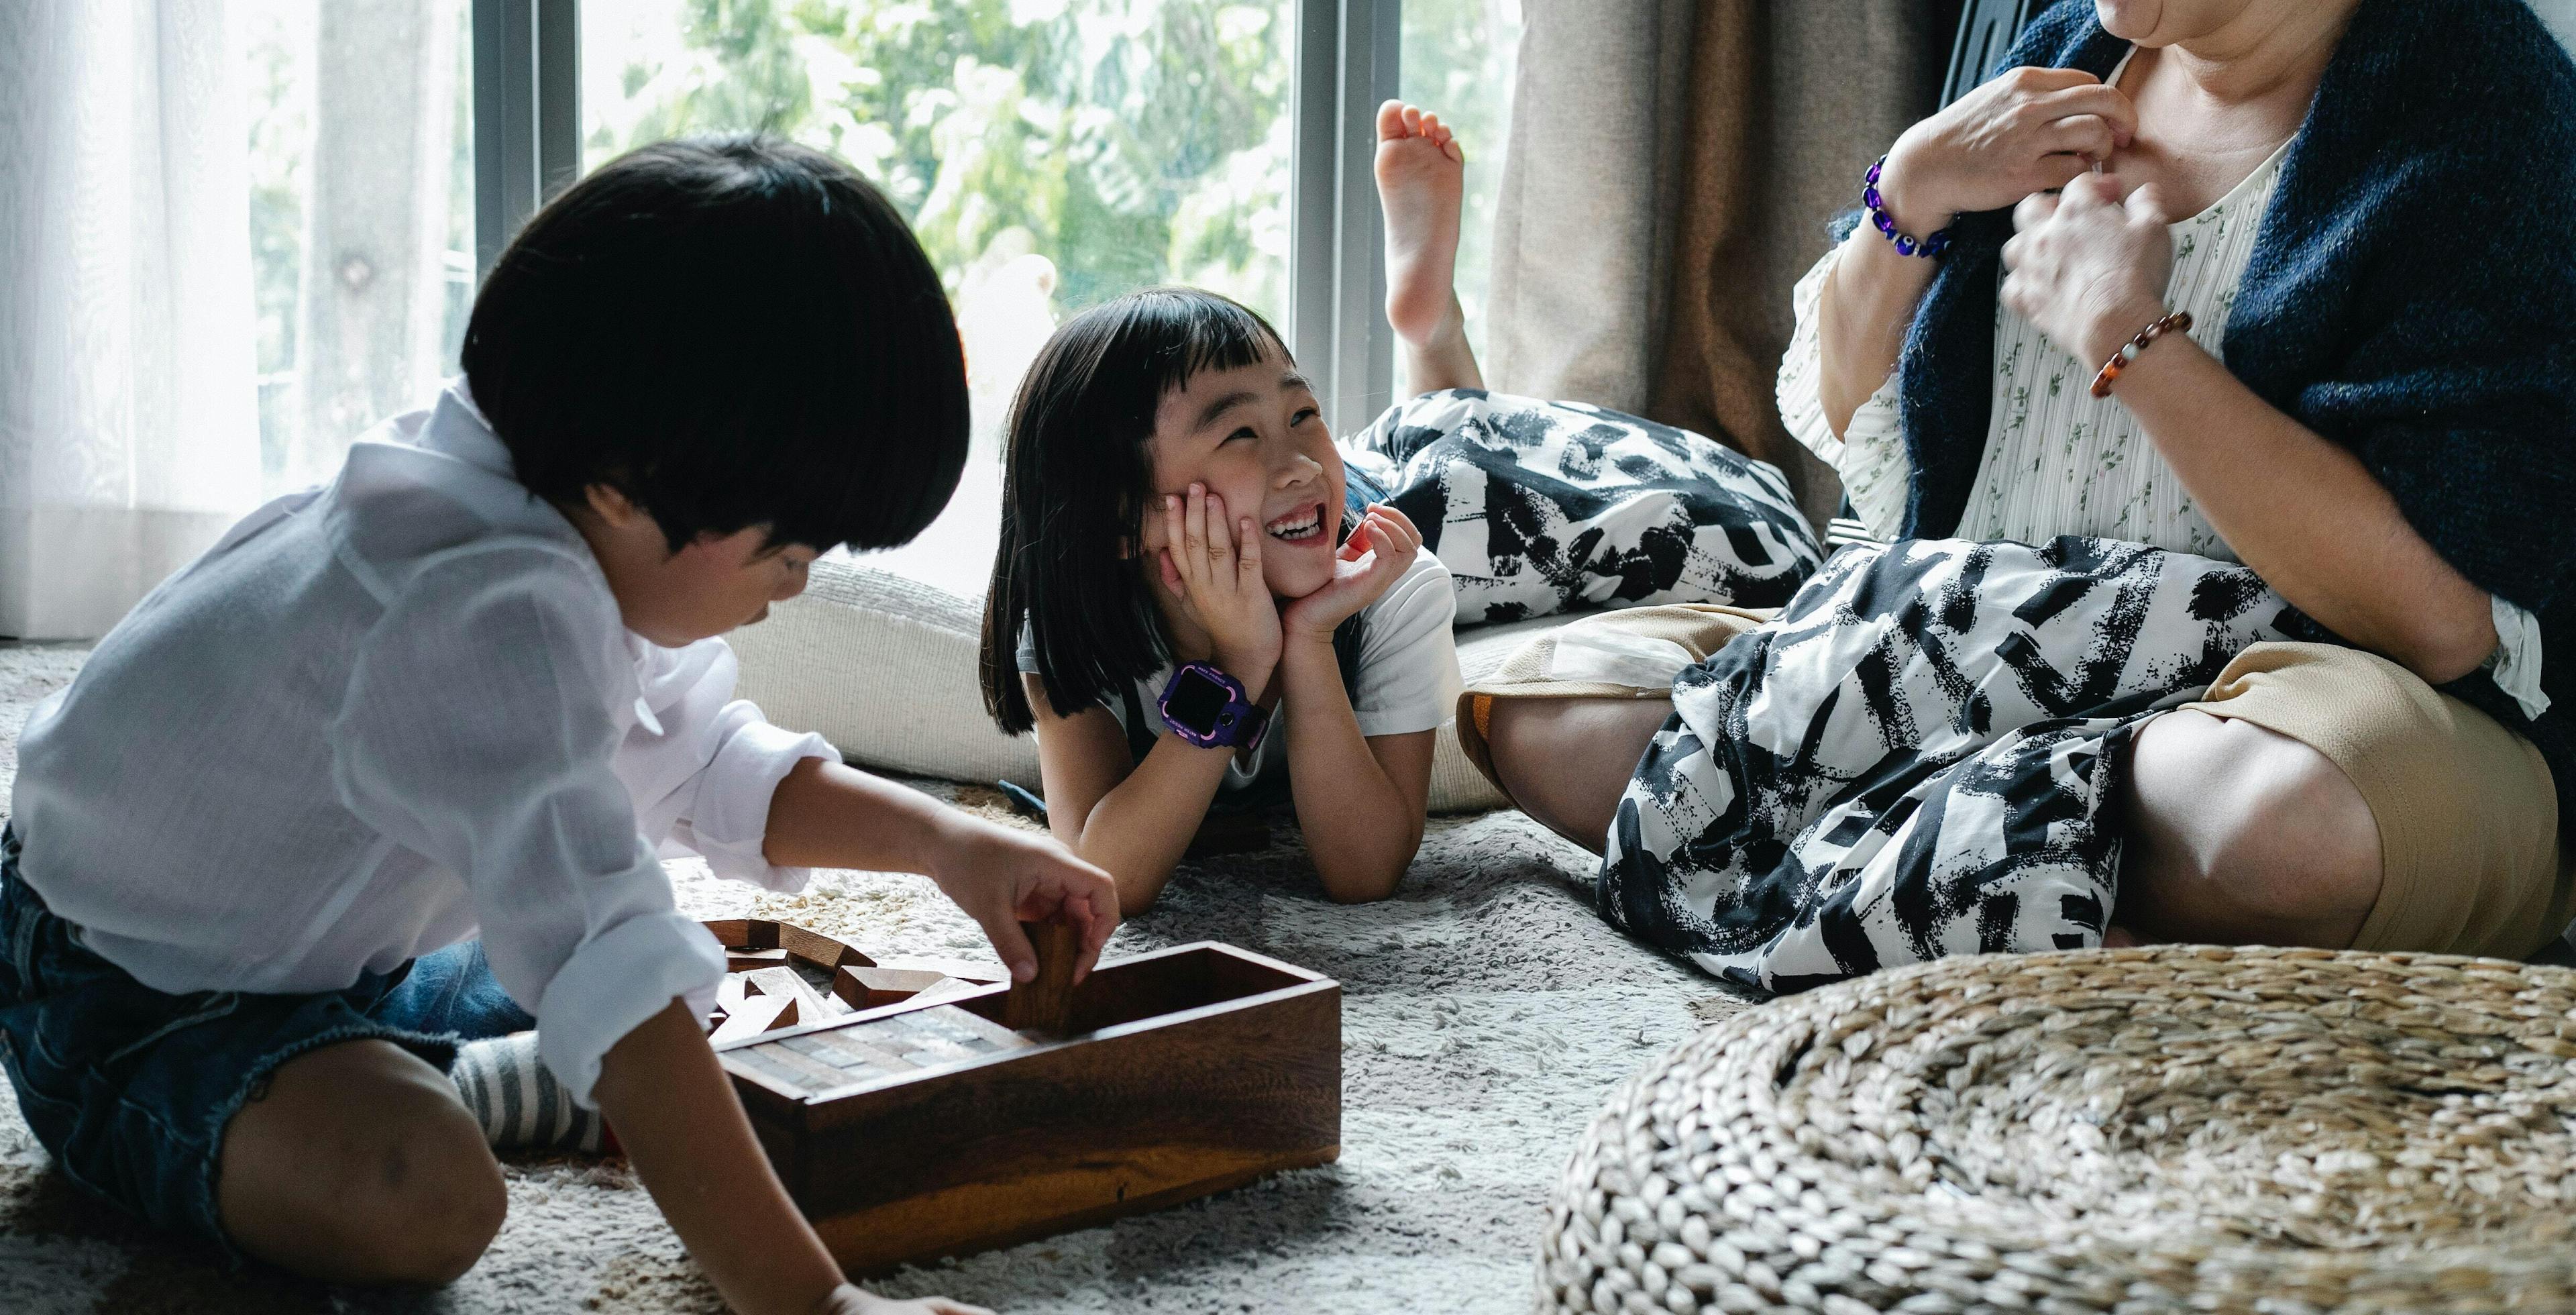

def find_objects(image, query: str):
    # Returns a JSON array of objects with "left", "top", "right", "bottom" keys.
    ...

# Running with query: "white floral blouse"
[{"left": 1774, "top": 78, "right": 2546, "bottom": 717}]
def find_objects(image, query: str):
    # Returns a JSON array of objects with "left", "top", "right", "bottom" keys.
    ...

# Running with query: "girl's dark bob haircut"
[
  {"left": 462, "top": 134, "right": 967, "bottom": 554},
  {"left": 980, "top": 287, "right": 1291, "bottom": 735}
]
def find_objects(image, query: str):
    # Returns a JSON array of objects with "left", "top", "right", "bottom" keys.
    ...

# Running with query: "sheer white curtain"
[{"left": 0, "top": 0, "right": 261, "bottom": 641}]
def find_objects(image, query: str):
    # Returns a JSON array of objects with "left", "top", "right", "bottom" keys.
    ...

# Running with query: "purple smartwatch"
[{"left": 1159, "top": 662, "right": 1269, "bottom": 751}]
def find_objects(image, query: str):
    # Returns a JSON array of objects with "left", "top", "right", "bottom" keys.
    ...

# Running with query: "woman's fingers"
[
  {"left": 2124, "top": 180, "right": 2171, "bottom": 225},
  {"left": 2037, "top": 83, "right": 2138, "bottom": 144},
  {"left": 2013, "top": 190, "right": 2060, "bottom": 232},
  {"left": 2043, "top": 114, "right": 2118, "bottom": 161},
  {"left": 1163, "top": 492, "right": 1189, "bottom": 581}
]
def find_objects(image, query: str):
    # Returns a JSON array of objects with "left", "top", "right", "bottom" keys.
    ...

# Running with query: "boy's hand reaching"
[
  {"left": 1281, "top": 503, "right": 1421, "bottom": 642},
  {"left": 924, "top": 809, "right": 1120, "bottom": 984}
]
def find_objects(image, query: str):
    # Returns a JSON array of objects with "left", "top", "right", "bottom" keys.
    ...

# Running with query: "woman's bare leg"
[
  {"left": 1482, "top": 696, "right": 1673, "bottom": 854},
  {"left": 1376, "top": 100, "right": 1485, "bottom": 397},
  {"left": 218, "top": 1039, "right": 506, "bottom": 1285},
  {"left": 2115, "top": 709, "right": 2383, "bottom": 947}
]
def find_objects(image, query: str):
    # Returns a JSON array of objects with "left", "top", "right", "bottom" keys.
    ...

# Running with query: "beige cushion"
[{"left": 728, "top": 554, "right": 1558, "bottom": 815}]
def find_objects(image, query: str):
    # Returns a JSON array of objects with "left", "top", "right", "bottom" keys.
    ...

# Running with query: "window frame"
[{"left": 470, "top": 0, "right": 1397, "bottom": 437}]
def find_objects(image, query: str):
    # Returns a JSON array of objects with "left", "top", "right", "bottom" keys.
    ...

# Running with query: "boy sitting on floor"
[{"left": 0, "top": 137, "right": 1114, "bottom": 1315}]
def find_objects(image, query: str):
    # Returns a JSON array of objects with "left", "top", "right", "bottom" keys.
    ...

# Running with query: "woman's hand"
[
  {"left": 1279, "top": 504, "right": 1421, "bottom": 643},
  {"left": 2000, "top": 172, "right": 2175, "bottom": 367},
  {"left": 921, "top": 809, "right": 1120, "bottom": 985},
  {"left": 1154, "top": 483, "right": 1283, "bottom": 682},
  {"left": 1879, "top": 67, "right": 2138, "bottom": 231}
]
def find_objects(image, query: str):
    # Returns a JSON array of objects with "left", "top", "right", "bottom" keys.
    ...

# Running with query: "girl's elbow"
[{"left": 1314, "top": 848, "right": 1416, "bottom": 904}]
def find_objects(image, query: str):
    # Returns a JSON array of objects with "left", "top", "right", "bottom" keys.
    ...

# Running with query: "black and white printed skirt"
[{"left": 1602, "top": 535, "right": 2296, "bottom": 995}]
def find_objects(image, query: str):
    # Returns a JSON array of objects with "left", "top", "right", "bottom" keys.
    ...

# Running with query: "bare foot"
[{"left": 1375, "top": 99, "right": 1466, "bottom": 356}]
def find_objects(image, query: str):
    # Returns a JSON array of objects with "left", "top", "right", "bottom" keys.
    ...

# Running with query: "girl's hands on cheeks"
[
  {"left": 1155, "top": 483, "right": 1284, "bottom": 682},
  {"left": 1878, "top": 67, "right": 2137, "bottom": 233},
  {"left": 2000, "top": 172, "right": 2174, "bottom": 368},
  {"left": 1281, "top": 504, "right": 1421, "bottom": 642}
]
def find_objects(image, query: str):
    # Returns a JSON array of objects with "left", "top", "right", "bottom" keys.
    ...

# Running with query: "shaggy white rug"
[{"left": 0, "top": 642, "right": 1744, "bottom": 1313}]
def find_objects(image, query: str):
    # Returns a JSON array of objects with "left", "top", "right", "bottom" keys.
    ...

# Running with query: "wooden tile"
[
  {"left": 1003, "top": 920, "right": 1080, "bottom": 1035},
  {"left": 709, "top": 990, "right": 793, "bottom": 1045}
]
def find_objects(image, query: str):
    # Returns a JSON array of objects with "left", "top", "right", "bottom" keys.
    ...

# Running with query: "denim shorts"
[{"left": 0, "top": 825, "right": 533, "bottom": 1263}]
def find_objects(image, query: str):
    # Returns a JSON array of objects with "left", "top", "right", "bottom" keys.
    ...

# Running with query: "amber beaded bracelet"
[{"left": 2090, "top": 310, "right": 2193, "bottom": 398}]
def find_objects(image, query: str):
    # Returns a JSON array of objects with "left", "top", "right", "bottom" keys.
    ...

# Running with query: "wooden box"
[{"left": 712, "top": 939, "right": 1342, "bottom": 1273}]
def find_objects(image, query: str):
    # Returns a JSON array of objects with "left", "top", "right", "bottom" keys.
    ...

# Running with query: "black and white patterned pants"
[{"left": 1602, "top": 535, "right": 2295, "bottom": 994}]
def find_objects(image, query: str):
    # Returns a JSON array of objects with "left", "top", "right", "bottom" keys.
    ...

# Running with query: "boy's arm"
[
  {"left": 761, "top": 757, "right": 1119, "bottom": 980},
  {"left": 1021, "top": 675, "right": 1242, "bottom": 915},
  {"left": 592, "top": 999, "right": 847, "bottom": 1315},
  {"left": 1273, "top": 635, "right": 1435, "bottom": 902},
  {"left": 594, "top": 1001, "right": 989, "bottom": 1315}
]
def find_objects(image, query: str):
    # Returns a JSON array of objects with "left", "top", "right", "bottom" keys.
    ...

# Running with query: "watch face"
[{"left": 1166, "top": 667, "right": 1233, "bottom": 733}]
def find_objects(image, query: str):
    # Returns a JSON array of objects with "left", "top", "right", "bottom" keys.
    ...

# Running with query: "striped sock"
[{"left": 449, "top": 1031, "right": 609, "bottom": 1154}]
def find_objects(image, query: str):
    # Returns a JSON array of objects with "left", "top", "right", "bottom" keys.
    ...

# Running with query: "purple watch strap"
[{"left": 1159, "top": 662, "right": 1268, "bottom": 751}]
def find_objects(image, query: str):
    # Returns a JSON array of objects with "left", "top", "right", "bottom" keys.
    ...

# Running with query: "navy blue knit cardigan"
[{"left": 1884, "top": 0, "right": 2576, "bottom": 829}]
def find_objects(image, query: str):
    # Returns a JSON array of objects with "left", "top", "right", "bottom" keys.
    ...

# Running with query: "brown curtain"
[{"left": 1488, "top": 1, "right": 1949, "bottom": 526}]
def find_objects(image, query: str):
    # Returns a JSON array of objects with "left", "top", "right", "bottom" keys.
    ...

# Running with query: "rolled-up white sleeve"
[
  {"left": 1777, "top": 244, "right": 1913, "bottom": 539},
  {"left": 332, "top": 548, "right": 726, "bottom": 1106},
  {"left": 621, "top": 639, "right": 837, "bottom": 893}
]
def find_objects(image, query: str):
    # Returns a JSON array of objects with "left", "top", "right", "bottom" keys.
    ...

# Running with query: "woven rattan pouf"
[{"left": 1538, "top": 946, "right": 2576, "bottom": 1314}]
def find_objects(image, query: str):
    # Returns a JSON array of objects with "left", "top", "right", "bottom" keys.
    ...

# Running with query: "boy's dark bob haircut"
[
  {"left": 462, "top": 135, "right": 966, "bottom": 554},
  {"left": 980, "top": 287, "right": 1289, "bottom": 735}
]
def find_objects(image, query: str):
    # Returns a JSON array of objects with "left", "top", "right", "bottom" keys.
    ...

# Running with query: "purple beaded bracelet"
[{"left": 1863, "top": 156, "right": 1951, "bottom": 258}]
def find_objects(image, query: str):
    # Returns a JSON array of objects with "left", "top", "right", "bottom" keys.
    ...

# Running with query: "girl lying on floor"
[
  {"left": 1, "top": 138, "right": 1116, "bottom": 1314},
  {"left": 979, "top": 102, "right": 1820, "bottom": 913}
]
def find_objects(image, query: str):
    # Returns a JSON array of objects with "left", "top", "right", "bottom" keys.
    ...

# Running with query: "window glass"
[
  {"left": 582, "top": 0, "right": 1295, "bottom": 463},
  {"left": 241, "top": 0, "right": 476, "bottom": 496},
  {"left": 1400, "top": 0, "right": 1521, "bottom": 368}
]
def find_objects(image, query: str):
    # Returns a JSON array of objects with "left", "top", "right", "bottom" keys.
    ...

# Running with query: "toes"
[
  {"left": 1401, "top": 104, "right": 1424, "bottom": 137},
  {"left": 1375, "top": 99, "right": 1407, "bottom": 141}
]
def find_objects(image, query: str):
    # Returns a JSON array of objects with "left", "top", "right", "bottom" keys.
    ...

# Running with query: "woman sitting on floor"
[{"left": 1471, "top": 0, "right": 2576, "bottom": 974}]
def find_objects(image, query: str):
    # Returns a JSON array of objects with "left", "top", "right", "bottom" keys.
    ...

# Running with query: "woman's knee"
[
  {"left": 219, "top": 1039, "right": 504, "bottom": 1285},
  {"left": 2120, "top": 710, "right": 2382, "bottom": 946},
  {"left": 1484, "top": 696, "right": 1671, "bottom": 854}
]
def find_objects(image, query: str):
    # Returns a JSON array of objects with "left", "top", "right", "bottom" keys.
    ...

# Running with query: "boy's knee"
[
  {"left": 220, "top": 1041, "right": 506, "bottom": 1285},
  {"left": 326, "top": 1114, "right": 506, "bottom": 1285},
  {"left": 2123, "top": 711, "right": 2382, "bottom": 946}
]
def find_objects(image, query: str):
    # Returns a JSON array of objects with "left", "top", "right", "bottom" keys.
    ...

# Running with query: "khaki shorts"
[{"left": 1456, "top": 611, "right": 2570, "bottom": 961}]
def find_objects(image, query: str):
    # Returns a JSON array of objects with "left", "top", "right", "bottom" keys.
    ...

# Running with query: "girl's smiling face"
[{"left": 1139, "top": 346, "right": 1345, "bottom": 599}]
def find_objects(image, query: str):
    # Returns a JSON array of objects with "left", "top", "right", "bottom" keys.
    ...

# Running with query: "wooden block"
[
  {"left": 718, "top": 973, "right": 752, "bottom": 1014},
  {"left": 745, "top": 965, "right": 833, "bottom": 1022},
  {"left": 702, "top": 918, "right": 780, "bottom": 950},
  {"left": 780, "top": 923, "right": 874, "bottom": 971},
  {"left": 710, "top": 990, "right": 794, "bottom": 1044},
  {"left": 871, "top": 955, "right": 1006, "bottom": 984},
  {"left": 1003, "top": 921, "right": 1081, "bottom": 1035},
  {"left": 838, "top": 965, "right": 947, "bottom": 1010},
  {"left": 718, "top": 941, "right": 1342, "bottom": 1275},
  {"left": 908, "top": 976, "right": 987, "bottom": 1008},
  {"left": 729, "top": 947, "right": 790, "bottom": 972}
]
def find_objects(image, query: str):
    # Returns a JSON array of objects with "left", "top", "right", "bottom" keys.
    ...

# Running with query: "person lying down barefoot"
[{"left": 977, "top": 101, "right": 1523, "bottom": 913}]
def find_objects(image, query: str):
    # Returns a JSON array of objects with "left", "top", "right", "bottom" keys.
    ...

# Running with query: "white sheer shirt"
[
  {"left": 1774, "top": 99, "right": 2546, "bottom": 719},
  {"left": 8, "top": 382, "right": 835, "bottom": 1104}
]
